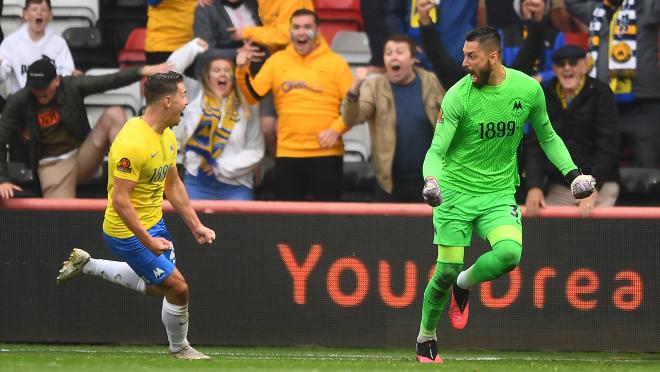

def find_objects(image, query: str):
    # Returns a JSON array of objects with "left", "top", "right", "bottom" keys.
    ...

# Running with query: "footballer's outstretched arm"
[
  {"left": 527, "top": 85, "right": 578, "bottom": 176},
  {"left": 164, "top": 164, "right": 215, "bottom": 245},
  {"left": 527, "top": 85, "right": 596, "bottom": 198}
]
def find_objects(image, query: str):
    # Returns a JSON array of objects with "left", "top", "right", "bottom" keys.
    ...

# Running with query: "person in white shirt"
[
  {"left": 175, "top": 56, "right": 264, "bottom": 200},
  {"left": 0, "top": 0, "right": 76, "bottom": 95}
]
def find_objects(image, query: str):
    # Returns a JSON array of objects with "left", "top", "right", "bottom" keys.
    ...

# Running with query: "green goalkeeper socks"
[{"left": 419, "top": 261, "right": 463, "bottom": 337}]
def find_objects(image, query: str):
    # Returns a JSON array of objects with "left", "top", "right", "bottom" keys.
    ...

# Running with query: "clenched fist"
[
  {"left": 422, "top": 176, "right": 442, "bottom": 207},
  {"left": 570, "top": 174, "right": 596, "bottom": 199}
]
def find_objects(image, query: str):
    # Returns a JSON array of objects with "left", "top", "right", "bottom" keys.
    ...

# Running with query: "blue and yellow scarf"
[
  {"left": 185, "top": 92, "right": 239, "bottom": 166},
  {"left": 588, "top": 0, "right": 637, "bottom": 102}
]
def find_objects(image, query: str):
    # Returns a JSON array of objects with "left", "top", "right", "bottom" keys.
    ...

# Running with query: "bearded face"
[
  {"left": 465, "top": 64, "right": 493, "bottom": 88},
  {"left": 462, "top": 40, "right": 496, "bottom": 88}
]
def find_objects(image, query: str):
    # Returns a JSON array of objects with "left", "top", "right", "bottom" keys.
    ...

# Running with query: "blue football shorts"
[{"left": 103, "top": 219, "right": 176, "bottom": 286}]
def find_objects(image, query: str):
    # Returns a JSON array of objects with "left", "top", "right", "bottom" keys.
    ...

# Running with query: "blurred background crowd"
[{"left": 0, "top": 0, "right": 658, "bottom": 208}]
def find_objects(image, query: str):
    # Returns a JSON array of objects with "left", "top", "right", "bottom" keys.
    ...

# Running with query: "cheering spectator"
[
  {"left": 417, "top": 0, "right": 549, "bottom": 89},
  {"left": 175, "top": 56, "right": 264, "bottom": 200},
  {"left": 224, "top": 0, "right": 314, "bottom": 157},
  {"left": 235, "top": 9, "right": 352, "bottom": 201},
  {"left": 566, "top": 0, "right": 660, "bottom": 168},
  {"left": 478, "top": 0, "right": 579, "bottom": 32},
  {"left": 0, "top": 0, "right": 76, "bottom": 95},
  {"left": 193, "top": 0, "right": 263, "bottom": 77},
  {"left": 223, "top": 0, "right": 314, "bottom": 53},
  {"left": 0, "top": 58, "right": 169, "bottom": 199},
  {"left": 343, "top": 35, "right": 444, "bottom": 202},
  {"left": 385, "top": 0, "right": 478, "bottom": 65},
  {"left": 525, "top": 45, "right": 620, "bottom": 217}
]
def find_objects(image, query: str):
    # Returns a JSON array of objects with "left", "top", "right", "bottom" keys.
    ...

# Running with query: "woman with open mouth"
[{"left": 176, "top": 56, "right": 264, "bottom": 200}]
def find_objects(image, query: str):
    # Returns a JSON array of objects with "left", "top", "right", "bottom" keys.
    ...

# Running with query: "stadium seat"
[
  {"left": 319, "top": 21, "right": 361, "bottom": 46},
  {"left": 96, "top": 0, "right": 147, "bottom": 67},
  {"left": 0, "top": 16, "right": 22, "bottom": 37},
  {"left": 1, "top": 0, "right": 23, "bottom": 16},
  {"left": 84, "top": 68, "right": 142, "bottom": 127},
  {"left": 62, "top": 26, "right": 102, "bottom": 50},
  {"left": 0, "top": 15, "right": 90, "bottom": 37},
  {"left": 331, "top": 31, "right": 371, "bottom": 65},
  {"left": 51, "top": 0, "right": 99, "bottom": 25},
  {"left": 47, "top": 18, "right": 92, "bottom": 35},
  {"left": 314, "top": 0, "right": 360, "bottom": 12},
  {"left": 63, "top": 26, "right": 117, "bottom": 71},
  {"left": 116, "top": 0, "right": 146, "bottom": 6},
  {"left": 117, "top": 27, "right": 147, "bottom": 68},
  {"left": 342, "top": 123, "right": 371, "bottom": 163},
  {"left": 314, "top": 0, "right": 363, "bottom": 44}
]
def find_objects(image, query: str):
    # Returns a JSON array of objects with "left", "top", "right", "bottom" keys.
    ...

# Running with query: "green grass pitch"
[{"left": 1, "top": 344, "right": 659, "bottom": 371}]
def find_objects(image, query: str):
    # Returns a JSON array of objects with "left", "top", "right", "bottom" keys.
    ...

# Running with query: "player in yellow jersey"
[{"left": 56, "top": 71, "right": 216, "bottom": 360}]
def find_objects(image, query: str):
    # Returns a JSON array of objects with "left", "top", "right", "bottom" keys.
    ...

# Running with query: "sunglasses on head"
[{"left": 554, "top": 59, "right": 579, "bottom": 67}]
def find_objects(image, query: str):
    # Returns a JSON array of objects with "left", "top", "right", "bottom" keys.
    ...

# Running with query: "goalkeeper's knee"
[
  {"left": 425, "top": 262, "right": 462, "bottom": 303},
  {"left": 491, "top": 239, "right": 522, "bottom": 274}
]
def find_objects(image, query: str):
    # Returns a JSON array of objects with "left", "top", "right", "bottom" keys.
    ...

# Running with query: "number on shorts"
[{"left": 511, "top": 205, "right": 521, "bottom": 224}]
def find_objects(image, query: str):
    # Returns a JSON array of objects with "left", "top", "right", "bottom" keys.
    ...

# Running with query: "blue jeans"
[{"left": 184, "top": 171, "right": 253, "bottom": 200}]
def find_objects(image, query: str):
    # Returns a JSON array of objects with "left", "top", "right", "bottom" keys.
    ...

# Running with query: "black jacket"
[
  {"left": 193, "top": 0, "right": 261, "bottom": 77},
  {"left": 524, "top": 76, "right": 620, "bottom": 189},
  {"left": 0, "top": 67, "right": 143, "bottom": 192}
]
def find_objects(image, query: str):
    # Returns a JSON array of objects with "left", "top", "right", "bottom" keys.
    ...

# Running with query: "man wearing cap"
[
  {"left": 524, "top": 44, "right": 620, "bottom": 217},
  {"left": 0, "top": 58, "right": 169, "bottom": 198}
]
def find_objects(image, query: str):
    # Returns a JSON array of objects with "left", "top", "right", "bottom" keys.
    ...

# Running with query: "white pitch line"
[
  {"left": 450, "top": 356, "right": 659, "bottom": 363},
  {"left": 1, "top": 348, "right": 658, "bottom": 363}
]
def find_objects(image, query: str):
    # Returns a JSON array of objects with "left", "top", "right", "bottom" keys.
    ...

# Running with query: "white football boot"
[
  {"left": 56, "top": 248, "right": 90, "bottom": 284},
  {"left": 170, "top": 345, "right": 210, "bottom": 360}
]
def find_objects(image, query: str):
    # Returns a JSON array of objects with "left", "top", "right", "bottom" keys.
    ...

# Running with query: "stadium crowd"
[{"left": 0, "top": 0, "right": 658, "bottom": 208}]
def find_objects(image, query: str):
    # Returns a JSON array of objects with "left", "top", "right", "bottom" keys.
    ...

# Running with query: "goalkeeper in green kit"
[{"left": 415, "top": 27, "right": 596, "bottom": 364}]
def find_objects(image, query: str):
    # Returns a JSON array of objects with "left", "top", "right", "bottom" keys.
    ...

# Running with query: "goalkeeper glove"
[
  {"left": 570, "top": 174, "right": 596, "bottom": 199},
  {"left": 422, "top": 176, "right": 442, "bottom": 207}
]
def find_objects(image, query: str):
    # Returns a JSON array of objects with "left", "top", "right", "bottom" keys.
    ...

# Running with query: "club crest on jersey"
[
  {"left": 153, "top": 267, "right": 165, "bottom": 279},
  {"left": 436, "top": 109, "right": 444, "bottom": 124},
  {"left": 510, "top": 97, "right": 524, "bottom": 117},
  {"left": 117, "top": 158, "right": 132, "bottom": 173}
]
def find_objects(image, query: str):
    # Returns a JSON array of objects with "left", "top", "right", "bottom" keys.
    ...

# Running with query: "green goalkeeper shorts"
[{"left": 432, "top": 188, "right": 522, "bottom": 247}]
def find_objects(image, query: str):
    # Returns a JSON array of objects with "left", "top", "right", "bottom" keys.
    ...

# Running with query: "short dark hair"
[
  {"left": 384, "top": 34, "right": 418, "bottom": 58},
  {"left": 144, "top": 71, "right": 184, "bottom": 106},
  {"left": 465, "top": 26, "right": 502, "bottom": 54},
  {"left": 24, "top": 0, "right": 51, "bottom": 10},
  {"left": 290, "top": 8, "right": 319, "bottom": 25}
]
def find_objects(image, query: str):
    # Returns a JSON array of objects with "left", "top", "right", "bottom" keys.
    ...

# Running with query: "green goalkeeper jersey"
[{"left": 423, "top": 67, "right": 577, "bottom": 195}]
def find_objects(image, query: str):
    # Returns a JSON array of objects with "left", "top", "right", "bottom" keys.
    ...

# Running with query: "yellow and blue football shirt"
[{"left": 103, "top": 117, "right": 178, "bottom": 238}]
